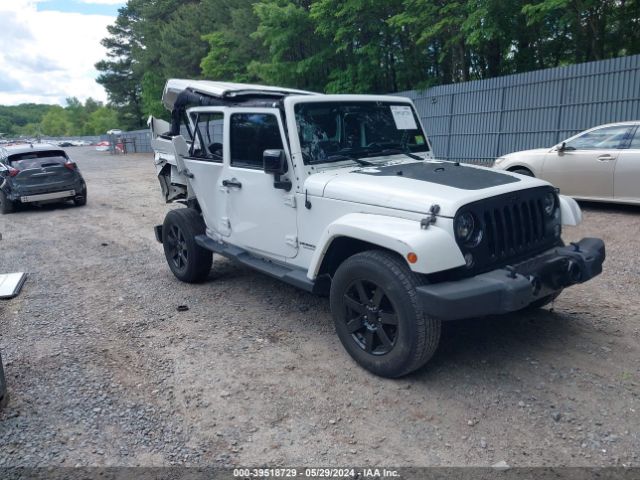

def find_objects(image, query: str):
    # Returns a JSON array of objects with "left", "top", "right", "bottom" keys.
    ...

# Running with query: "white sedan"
[{"left": 493, "top": 121, "right": 640, "bottom": 205}]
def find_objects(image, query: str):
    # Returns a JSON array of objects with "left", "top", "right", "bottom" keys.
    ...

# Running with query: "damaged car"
[
  {"left": 0, "top": 143, "right": 87, "bottom": 214},
  {"left": 149, "top": 79, "right": 606, "bottom": 378}
]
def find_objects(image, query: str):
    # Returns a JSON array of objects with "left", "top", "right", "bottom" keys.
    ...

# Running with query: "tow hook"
[
  {"left": 567, "top": 259, "right": 582, "bottom": 283},
  {"left": 528, "top": 275, "right": 541, "bottom": 295}
]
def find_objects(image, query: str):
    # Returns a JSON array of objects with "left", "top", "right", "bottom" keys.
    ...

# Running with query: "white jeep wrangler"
[{"left": 149, "top": 79, "right": 605, "bottom": 378}]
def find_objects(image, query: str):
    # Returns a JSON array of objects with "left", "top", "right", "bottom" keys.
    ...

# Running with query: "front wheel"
[
  {"left": 330, "top": 250, "right": 441, "bottom": 378},
  {"left": 162, "top": 208, "right": 212, "bottom": 283}
]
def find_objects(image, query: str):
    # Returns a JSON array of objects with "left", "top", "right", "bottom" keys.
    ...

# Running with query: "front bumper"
[{"left": 416, "top": 237, "right": 605, "bottom": 321}]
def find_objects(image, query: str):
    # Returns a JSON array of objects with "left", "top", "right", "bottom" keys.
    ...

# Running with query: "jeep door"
[
  {"left": 181, "top": 109, "right": 228, "bottom": 235},
  {"left": 221, "top": 108, "right": 298, "bottom": 259}
]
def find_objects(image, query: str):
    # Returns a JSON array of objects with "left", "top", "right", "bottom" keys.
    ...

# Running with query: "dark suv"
[{"left": 0, "top": 143, "right": 87, "bottom": 214}]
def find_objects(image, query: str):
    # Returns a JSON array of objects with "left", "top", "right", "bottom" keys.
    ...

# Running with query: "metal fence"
[
  {"left": 99, "top": 129, "right": 152, "bottom": 154},
  {"left": 398, "top": 54, "right": 640, "bottom": 165}
]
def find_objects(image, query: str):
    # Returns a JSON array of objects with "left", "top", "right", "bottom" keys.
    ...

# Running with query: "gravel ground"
[{"left": 0, "top": 147, "right": 639, "bottom": 467}]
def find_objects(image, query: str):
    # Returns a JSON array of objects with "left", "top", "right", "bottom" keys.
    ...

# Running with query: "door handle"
[
  {"left": 222, "top": 178, "right": 242, "bottom": 189},
  {"left": 597, "top": 154, "right": 614, "bottom": 162}
]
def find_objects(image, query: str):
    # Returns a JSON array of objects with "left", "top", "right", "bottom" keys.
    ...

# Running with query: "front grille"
[
  {"left": 483, "top": 197, "right": 548, "bottom": 259},
  {"left": 455, "top": 187, "right": 561, "bottom": 276}
]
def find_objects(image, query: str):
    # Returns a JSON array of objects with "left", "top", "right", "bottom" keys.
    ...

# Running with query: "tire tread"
[
  {"left": 331, "top": 249, "right": 440, "bottom": 377},
  {"left": 162, "top": 208, "right": 212, "bottom": 283}
]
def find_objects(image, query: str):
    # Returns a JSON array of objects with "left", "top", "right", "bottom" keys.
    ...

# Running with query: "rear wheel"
[
  {"left": 0, "top": 190, "right": 14, "bottom": 214},
  {"left": 73, "top": 187, "right": 87, "bottom": 206},
  {"left": 330, "top": 250, "right": 441, "bottom": 378},
  {"left": 162, "top": 208, "right": 212, "bottom": 283}
]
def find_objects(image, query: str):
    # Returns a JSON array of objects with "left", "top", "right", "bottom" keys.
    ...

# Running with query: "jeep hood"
[{"left": 305, "top": 160, "right": 552, "bottom": 217}]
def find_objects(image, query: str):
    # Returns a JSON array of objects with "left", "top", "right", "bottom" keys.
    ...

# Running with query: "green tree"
[
  {"left": 86, "top": 107, "right": 120, "bottom": 135},
  {"left": 95, "top": 2, "right": 145, "bottom": 129},
  {"left": 249, "top": 0, "right": 331, "bottom": 91},
  {"left": 200, "top": 0, "right": 264, "bottom": 82},
  {"left": 141, "top": 71, "right": 167, "bottom": 120},
  {"left": 94, "top": 0, "right": 640, "bottom": 112},
  {"left": 40, "top": 107, "right": 71, "bottom": 136},
  {"left": 159, "top": 2, "right": 215, "bottom": 78}
]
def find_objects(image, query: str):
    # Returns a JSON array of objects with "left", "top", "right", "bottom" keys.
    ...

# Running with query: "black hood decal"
[{"left": 355, "top": 162, "right": 520, "bottom": 190}]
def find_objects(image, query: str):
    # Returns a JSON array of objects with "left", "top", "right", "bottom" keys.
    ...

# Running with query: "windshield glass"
[{"left": 294, "top": 101, "right": 429, "bottom": 165}]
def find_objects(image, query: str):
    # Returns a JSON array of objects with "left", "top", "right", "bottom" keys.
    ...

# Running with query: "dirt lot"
[{"left": 0, "top": 147, "right": 639, "bottom": 467}]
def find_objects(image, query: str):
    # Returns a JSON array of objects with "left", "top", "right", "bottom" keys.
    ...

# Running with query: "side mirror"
[
  {"left": 263, "top": 149, "right": 287, "bottom": 175},
  {"left": 263, "top": 149, "right": 291, "bottom": 191},
  {"left": 557, "top": 142, "right": 566, "bottom": 152}
]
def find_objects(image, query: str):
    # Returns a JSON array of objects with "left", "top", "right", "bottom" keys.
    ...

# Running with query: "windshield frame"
[{"left": 286, "top": 96, "right": 431, "bottom": 168}]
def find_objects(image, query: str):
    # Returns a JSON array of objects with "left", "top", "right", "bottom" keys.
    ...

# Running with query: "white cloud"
[{"left": 0, "top": 0, "right": 115, "bottom": 106}]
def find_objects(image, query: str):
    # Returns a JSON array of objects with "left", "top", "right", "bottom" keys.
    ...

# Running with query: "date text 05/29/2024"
[{"left": 233, "top": 468, "right": 400, "bottom": 478}]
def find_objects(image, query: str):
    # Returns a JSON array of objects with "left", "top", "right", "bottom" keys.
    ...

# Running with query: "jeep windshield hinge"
[
  {"left": 284, "top": 194, "right": 296, "bottom": 208},
  {"left": 273, "top": 176, "right": 292, "bottom": 191},
  {"left": 285, "top": 235, "right": 298, "bottom": 248},
  {"left": 421, "top": 204, "right": 440, "bottom": 229}
]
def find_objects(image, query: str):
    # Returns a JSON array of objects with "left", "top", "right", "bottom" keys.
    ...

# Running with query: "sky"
[{"left": 0, "top": 0, "right": 124, "bottom": 107}]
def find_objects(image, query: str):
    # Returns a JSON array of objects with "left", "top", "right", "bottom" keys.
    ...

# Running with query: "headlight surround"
[
  {"left": 493, "top": 157, "right": 506, "bottom": 166},
  {"left": 543, "top": 192, "right": 557, "bottom": 217},
  {"left": 454, "top": 212, "right": 483, "bottom": 248}
]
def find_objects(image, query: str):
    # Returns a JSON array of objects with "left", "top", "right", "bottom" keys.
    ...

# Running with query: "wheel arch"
[
  {"left": 317, "top": 236, "right": 401, "bottom": 279},
  {"left": 307, "top": 213, "right": 466, "bottom": 280},
  {"left": 506, "top": 165, "right": 535, "bottom": 176}
]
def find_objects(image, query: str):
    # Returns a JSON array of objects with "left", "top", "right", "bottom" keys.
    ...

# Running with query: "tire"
[
  {"left": 74, "top": 187, "right": 87, "bottom": 206},
  {"left": 0, "top": 190, "right": 14, "bottom": 214},
  {"left": 330, "top": 250, "right": 441, "bottom": 378},
  {"left": 527, "top": 290, "right": 562, "bottom": 310},
  {"left": 510, "top": 168, "right": 534, "bottom": 177},
  {"left": 162, "top": 208, "right": 212, "bottom": 283},
  {"left": 73, "top": 191, "right": 87, "bottom": 207}
]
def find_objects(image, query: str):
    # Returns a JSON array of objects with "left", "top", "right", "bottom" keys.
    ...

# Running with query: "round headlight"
[
  {"left": 543, "top": 192, "right": 556, "bottom": 216},
  {"left": 455, "top": 212, "right": 475, "bottom": 242},
  {"left": 455, "top": 212, "right": 484, "bottom": 247}
]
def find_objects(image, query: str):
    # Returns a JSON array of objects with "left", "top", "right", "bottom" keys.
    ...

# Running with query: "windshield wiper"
[
  {"left": 325, "top": 153, "right": 373, "bottom": 166},
  {"left": 361, "top": 143, "right": 424, "bottom": 161},
  {"left": 377, "top": 148, "right": 423, "bottom": 161}
]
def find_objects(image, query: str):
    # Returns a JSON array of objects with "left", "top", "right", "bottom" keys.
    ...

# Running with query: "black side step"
[{"left": 195, "top": 235, "right": 320, "bottom": 293}]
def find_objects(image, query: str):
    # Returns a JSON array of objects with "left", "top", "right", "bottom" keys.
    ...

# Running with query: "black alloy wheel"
[
  {"left": 330, "top": 250, "right": 441, "bottom": 378},
  {"left": 166, "top": 224, "right": 189, "bottom": 272},
  {"left": 161, "top": 208, "right": 212, "bottom": 283},
  {"left": 343, "top": 279, "right": 399, "bottom": 355}
]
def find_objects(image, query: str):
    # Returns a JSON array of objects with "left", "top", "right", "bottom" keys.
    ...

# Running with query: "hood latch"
[{"left": 421, "top": 204, "right": 440, "bottom": 229}]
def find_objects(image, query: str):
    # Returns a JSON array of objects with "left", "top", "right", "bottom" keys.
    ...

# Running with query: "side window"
[
  {"left": 190, "top": 112, "right": 224, "bottom": 161},
  {"left": 566, "top": 125, "right": 632, "bottom": 150},
  {"left": 629, "top": 127, "right": 640, "bottom": 149},
  {"left": 230, "top": 113, "right": 284, "bottom": 169}
]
